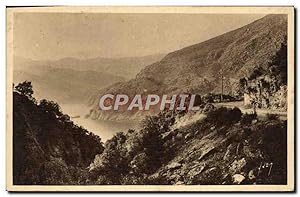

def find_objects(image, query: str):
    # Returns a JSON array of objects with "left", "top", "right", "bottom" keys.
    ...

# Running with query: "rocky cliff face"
[
  {"left": 242, "top": 38, "right": 287, "bottom": 110},
  {"left": 88, "top": 14, "right": 287, "bottom": 120}
]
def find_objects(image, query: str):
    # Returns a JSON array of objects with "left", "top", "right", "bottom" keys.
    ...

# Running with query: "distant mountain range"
[
  {"left": 88, "top": 14, "right": 287, "bottom": 120},
  {"left": 13, "top": 54, "right": 164, "bottom": 104},
  {"left": 14, "top": 53, "right": 165, "bottom": 79}
]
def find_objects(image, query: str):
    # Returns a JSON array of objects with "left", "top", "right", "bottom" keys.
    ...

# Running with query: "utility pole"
[
  {"left": 221, "top": 72, "right": 223, "bottom": 102},
  {"left": 220, "top": 68, "right": 224, "bottom": 102}
]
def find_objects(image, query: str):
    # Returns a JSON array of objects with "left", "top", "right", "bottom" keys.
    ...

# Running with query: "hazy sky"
[{"left": 13, "top": 13, "right": 265, "bottom": 60}]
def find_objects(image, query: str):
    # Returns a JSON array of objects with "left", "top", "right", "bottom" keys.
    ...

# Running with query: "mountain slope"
[
  {"left": 88, "top": 109, "right": 287, "bottom": 185},
  {"left": 13, "top": 90, "right": 104, "bottom": 184},
  {"left": 88, "top": 14, "right": 287, "bottom": 120}
]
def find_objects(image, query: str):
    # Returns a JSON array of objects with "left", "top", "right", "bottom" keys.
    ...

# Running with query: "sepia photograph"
[{"left": 6, "top": 6, "right": 294, "bottom": 192}]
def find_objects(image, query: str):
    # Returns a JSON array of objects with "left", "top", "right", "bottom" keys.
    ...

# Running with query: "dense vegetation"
[
  {"left": 88, "top": 111, "right": 176, "bottom": 184},
  {"left": 13, "top": 81, "right": 104, "bottom": 184}
]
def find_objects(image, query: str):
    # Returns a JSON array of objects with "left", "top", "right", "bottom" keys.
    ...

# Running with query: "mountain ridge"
[{"left": 88, "top": 14, "right": 287, "bottom": 120}]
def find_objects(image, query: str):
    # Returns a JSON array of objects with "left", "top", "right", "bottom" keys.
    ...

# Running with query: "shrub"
[
  {"left": 241, "top": 113, "right": 257, "bottom": 125},
  {"left": 266, "top": 113, "right": 280, "bottom": 121},
  {"left": 206, "top": 107, "right": 242, "bottom": 126},
  {"left": 15, "top": 81, "right": 34, "bottom": 98},
  {"left": 202, "top": 103, "right": 215, "bottom": 113},
  {"left": 231, "top": 107, "right": 243, "bottom": 122},
  {"left": 39, "top": 99, "right": 63, "bottom": 117}
]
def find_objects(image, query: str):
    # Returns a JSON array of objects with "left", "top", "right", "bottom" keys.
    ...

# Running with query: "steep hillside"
[
  {"left": 13, "top": 84, "right": 104, "bottom": 184},
  {"left": 149, "top": 112, "right": 287, "bottom": 185},
  {"left": 88, "top": 108, "right": 287, "bottom": 185},
  {"left": 87, "top": 14, "right": 287, "bottom": 120}
]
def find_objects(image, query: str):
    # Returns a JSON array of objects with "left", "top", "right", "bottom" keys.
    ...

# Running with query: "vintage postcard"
[{"left": 6, "top": 6, "right": 294, "bottom": 192}]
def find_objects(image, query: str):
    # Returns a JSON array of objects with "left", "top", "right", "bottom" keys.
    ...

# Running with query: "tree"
[
  {"left": 139, "top": 113, "right": 171, "bottom": 173},
  {"left": 88, "top": 131, "right": 130, "bottom": 184},
  {"left": 15, "top": 81, "right": 34, "bottom": 98},
  {"left": 206, "top": 107, "right": 242, "bottom": 126},
  {"left": 269, "top": 40, "right": 287, "bottom": 85},
  {"left": 249, "top": 68, "right": 264, "bottom": 80},
  {"left": 39, "top": 99, "right": 63, "bottom": 117},
  {"left": 235, "top": 78, "right": 248, "bottom": 98}
]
